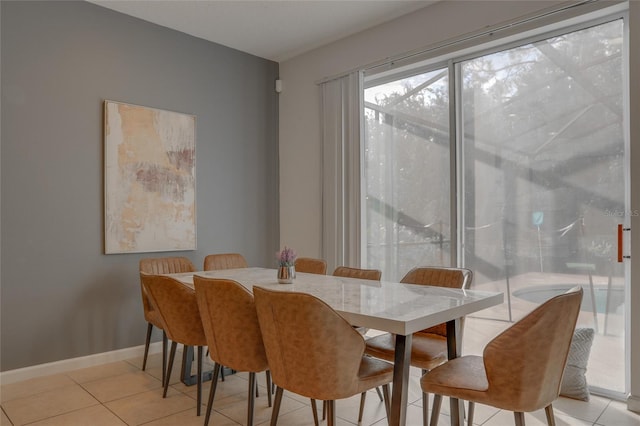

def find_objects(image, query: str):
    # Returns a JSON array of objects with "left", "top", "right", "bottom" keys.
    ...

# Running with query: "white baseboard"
[
  {"left": 0, "top": 342, "right": 162, "bottom": 385},
  {"left": 628, "top": 394, "right": 640, "bottom": 413}
]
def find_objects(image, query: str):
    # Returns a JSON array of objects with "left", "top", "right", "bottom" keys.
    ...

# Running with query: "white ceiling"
[{"left": 88, "top": 0, "right": 437, "bottom": 62}]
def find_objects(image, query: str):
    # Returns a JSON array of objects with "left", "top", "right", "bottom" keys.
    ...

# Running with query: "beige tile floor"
[{"left": 1, "top": 348, "right": 639, "bottom": 426}]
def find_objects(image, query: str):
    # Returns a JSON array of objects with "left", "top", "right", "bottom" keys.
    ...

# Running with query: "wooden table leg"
[
  {"left": 446, "top": 319, "right": 464, "bottom": 426},
  {"left": 389, "top": 333, "right": 412, "bottom": 426}
]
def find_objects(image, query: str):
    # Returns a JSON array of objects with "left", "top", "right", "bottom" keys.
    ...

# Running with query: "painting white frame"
[{"left": 104, "top": 100, "right": 196, "bottom": 254}]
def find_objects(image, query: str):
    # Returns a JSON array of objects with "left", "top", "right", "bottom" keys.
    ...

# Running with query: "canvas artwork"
[{"left": 104, "top": 100, "right": 196, "bottom": 254}]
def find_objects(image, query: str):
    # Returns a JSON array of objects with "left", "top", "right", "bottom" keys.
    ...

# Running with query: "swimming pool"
[{"left": 512, "top": 284, "right": 624, "bottom": 314}]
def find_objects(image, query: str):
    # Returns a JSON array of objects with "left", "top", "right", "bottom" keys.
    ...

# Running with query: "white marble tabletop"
[
  {"left": 167, "top": 266, "right": 503, "bottom": 426},
  {"left": 168, "top": 267, "right": 503, "bottom": 336}
]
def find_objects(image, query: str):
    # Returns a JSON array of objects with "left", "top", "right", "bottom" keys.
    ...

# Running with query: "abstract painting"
[{"left": 104, "top": 100, "right": 196, "bottom": 253}]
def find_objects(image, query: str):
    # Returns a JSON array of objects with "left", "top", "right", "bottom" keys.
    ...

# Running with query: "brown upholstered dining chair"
[
  {"left": 332, "top": 267, "right": 382, "bottom": 332},
  {"left": 330, "top": 266, "right": 385, "bottom": 422},
  {"left": 294, "top": 257, "right": 327, "bottom": 275},
  {"left": 194, "top": 276, "right": 271, "bottom": 426},
  {"left": 333, "top": 266, "right": 382, "bottom": 281},
  {"left": 364, "top": 266, "right": 473, "bottom": 426},
  {"left": 203, "top": 252, "right": 248, "bottom": 270},
  {"left": 139, "top": 257, "right": 195, "bottom": 386},
  {"left": 253, "top": 286, "right": 393, "bottom": 426},
  {"left": 141, "top": 273, "right": 207, "bottom": 416},
  {"left": 201, "top": 252, "right": 249, "bottom": 381},
  {"left": 421, "top": 287, "right": 584, "bottom": 426}
]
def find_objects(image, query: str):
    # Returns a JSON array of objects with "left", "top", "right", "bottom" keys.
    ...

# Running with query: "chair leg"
[
  {"left": 514, "top": 412, "right": 525, "bottom": 426},
  {"left": 382, "top": 384, "right": 391, "bottom": 424},
  {"left": 467, "top": 401, "right": 475, "bottom": 426},
  {"left": 142, "top": 323, "right": 153, "bottom": 371},
  {"left": 322, "top": 400, "right": 326, "bottom": 420},
  {"left": 358, "top": 392, "right": 367, "bottom": 424},
  {"left": 256, "top": 378, "right": 260, "bottom": 397},
  {"left": 248, "top": 372, "right": 256, "bottom": 426},
  {"left": 326, "top": 400, "right": 336, "bottom": 426},
  {"left": 196, "top": 346, "right": 203, "bottom": 416},
  {"left": 161, "top": 331, "right": 167, "bottom": 388},
  {"left": 422, "top": 392, "right": 429, "bottom": 426},
  {"left": 265, "top": 370, "right": 273, "bottom": 407},
  {"left": 203, "top": 363, "right": 221, "bottom": 426},
  {"left": 545, "top": 404, "right": 556, "bottom": 426},
  {"left": 359, "top": 386, "right": 385, "bottom": 422},
  {"left": 270, "top": 386, "right": 284, "bottom": 426},
  {"left": 430, "top": 394, "right": 442, "bottom": 426},
  {"left": 310, "top": 399, "right": 320, "bottom": 426},
  {"left": 164, "top": 341, "right": 178, "bottom": 398},
  {"left": 421, "top": 369, "right": 429, "bottom": 426}
]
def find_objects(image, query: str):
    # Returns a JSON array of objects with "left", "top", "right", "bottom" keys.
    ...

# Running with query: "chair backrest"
[
  {"left": 139, "top": 257, "right": 196, "bottom": 322},
  {"left": 253, "top": 286, "right": 365, "bottom": 401},
  {"left": 483, "top": 286, "right": 583, "bottom": 412},
  {"left": 333, "top": 266, "right": 381, "bottom": 281},
  {"left": 140, "top": 274, "right": 206, "bottom": 346},
  {"left": 400, "top": 266, "right": 472, "bottom": 289},
  {"left": 401, "top": 266, "right": 473, "bottom": 336},
  {"left": 203, "top": 253, "right": 248, "bottom": 271},
  {"left": 194, "top": 276, "right": 268, "bottom": 373},
  {"left": 295, "top": 257, "right": 327, "bottom": 275},
  {"left": 139, "top": 256, "right": 196, "bottom": 274}
]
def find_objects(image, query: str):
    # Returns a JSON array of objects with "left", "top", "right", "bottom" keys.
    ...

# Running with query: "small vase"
[{"left": 277, "top": 266, "right": 295, "bottom": 284}]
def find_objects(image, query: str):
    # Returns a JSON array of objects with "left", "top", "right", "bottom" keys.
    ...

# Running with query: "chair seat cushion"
[
  {"left": 365, "top": 332, "right": 448, "bottom": 370},
  {"left": 420, "top": 355, "right": 489, "bottom": 397},
  {"left": 356, "top": 356, "right": 394, "bottom": 394},
  {"left": 560, "top": 328, "right": 594, "bottom": 401}
]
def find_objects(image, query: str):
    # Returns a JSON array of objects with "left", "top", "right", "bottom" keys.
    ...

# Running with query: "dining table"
[{"left": 166, "top": 267, "right": 503, "bottom": 426}]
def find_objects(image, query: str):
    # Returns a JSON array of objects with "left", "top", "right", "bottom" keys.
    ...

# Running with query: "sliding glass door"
[
  {"left": 363, "top": 16, "right": 628, "bottom": 395},
  {"left": 460, "top": 18, "right": 626, "bottom": 394}
]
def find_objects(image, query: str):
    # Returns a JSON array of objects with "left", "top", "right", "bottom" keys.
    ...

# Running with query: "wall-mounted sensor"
[{"left": 275, "top": 79, "right": 283, "bottom": 93}]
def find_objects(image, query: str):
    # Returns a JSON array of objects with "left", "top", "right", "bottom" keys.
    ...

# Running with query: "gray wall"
[{"left": 0, "top": 1, "right": 279, "bottom": 371}]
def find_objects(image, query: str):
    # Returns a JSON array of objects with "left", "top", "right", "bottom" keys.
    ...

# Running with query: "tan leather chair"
[
  {"left": 201, "top": 252, "right": 249, "bottom": 381},
  {"left": 421, "top": 287, "right": 584, "bottom": 426},
  {"left": 141, "top": 274, "right": 207, "bottom": 416},
  {"left": 253, "top": 286, "right": 393, "bottom": 426},
  {"left": 332, "top": 267, "right": 382, "bottom": 333},
  {"left": 294, "top": 257, "right": 327, "bottom": 275},
  {"left": 203, "top": 252, "right": 248, "bottom": 270},
  {"left": 138, "top": 257, "right": 195, "bottom": 386},
  {"left": 331, "top": 265, "right": 384, "bottom": 422},
  {"left": 365, "top": 266, "right": 473, "bottom": 425},
  {"left": 333, "top": 266, "right": 382, "bottom": 281},
  {"left": 194, "top": 276, "right": 270, "bottom": 426},
  {"left": 140, "top": 256, "right": 196, "bottom": 275}
]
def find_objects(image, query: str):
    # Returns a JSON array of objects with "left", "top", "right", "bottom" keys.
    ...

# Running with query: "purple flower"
[{"left": 277, "top": 246, "right": 297, "bottom": 267}]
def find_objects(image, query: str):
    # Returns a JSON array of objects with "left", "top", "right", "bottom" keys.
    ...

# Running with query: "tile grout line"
[{"left": 592, "top": 398, "right": 612, "bottom": 426}]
